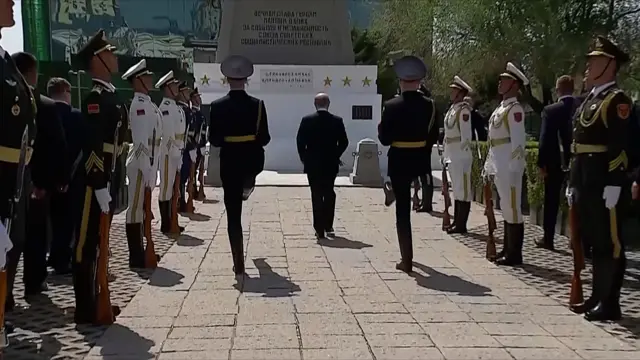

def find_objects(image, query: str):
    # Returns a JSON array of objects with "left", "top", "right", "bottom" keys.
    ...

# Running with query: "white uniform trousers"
[
  {"left": 494, "top": 169, "right": 524, "bottom": 224},
  {"left": 126, "top": 165, "right": 145, "bottom": 224},
  {"left": 159, "top": 152, "right": 179, "bottom": 202},
  {"left": 449, "top": 160, "right": 472, "bottom": 202}
]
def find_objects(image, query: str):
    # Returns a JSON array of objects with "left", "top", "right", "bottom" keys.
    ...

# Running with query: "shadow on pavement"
[
  {"left": 411, "top": 262, "right": 491, "bottom": 296},
  {"left": 95, "top": 324, "right": 155, "bottom": 359},
  {"left": 202, "top": 199, "right": 220, "bottom": 204},
  {"left": 317, "top": 236, "right": 372, "bottom": 249},
  {"left": 176, "top": 234, "right": 205, "bottom": 247},
  {"left": 148, "top": 267, "right": 185, "bottom": 288},
  {"left": 236, "top": 258, "right": 301, "bottom": 298},
  {"left": 185, "top": 213, "right": 211, "bottom": 222}
]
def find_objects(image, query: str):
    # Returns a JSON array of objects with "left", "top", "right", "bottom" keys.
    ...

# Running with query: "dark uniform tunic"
[
  {"left": 1, "top": 49, "right": 37, "bottom": 312},
  {"left": 209, "top": 90, "right": 270, "bottom": 273},
  {"left": 378, "top": 91, "right": 439, "bottom": 265},
  {"left": 73, "top": 79, "right": 128, "bottom": 323},
  {"left": 178, "top": 101, "right": 197, "bottom": 211},
  {"left": 193, "top": 106, "right": 208, "bottom": 194},
  {"left": 569, "top": 83, "right": 633, "bottom": 317}
]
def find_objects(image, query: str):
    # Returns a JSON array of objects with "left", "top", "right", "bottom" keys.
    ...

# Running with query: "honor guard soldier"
[
  {"left": 567, "top": 36, "right": 632, "bottom": 321},
  {"left": 1, "top": 0, "right": 38, "bottom": 343},
  {"left": 483, "top": 62, "right": 528, "bottom": 266},
  {"left": 73, "top": 29, "right": 126, "bottom": 324},
  {"left": 444, "top": 76, "right": 474, "bottom": 234},
  {"left": 156, "top": 71, "right": 185, "bottom": 235},
  {"left": 378, "top": 55, "right": 439, "bottom": 274},
  {"left": 177, "top": 82, "right": 198, "bottom": 213},
  {"left": 191, "top": 88, "right": 208, "bottom": 200},
  {"left": 209, "top": 55, "right": 271, "bottom": 275},
  {"left": 122, "top": 60, "right": 161, "bottom": 268}
]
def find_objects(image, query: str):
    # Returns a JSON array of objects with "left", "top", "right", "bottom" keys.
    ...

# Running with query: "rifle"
[
  {"left": 95, "top": 122, "right": 121, "bottom": 325},
  {"left": 169, "top": 171, "right": 181, "bottom": 234},
  {"left": 568, "top": 189, "right": 584, "bottom": 305},
  {"left": 144, "top": 129, "right": 158, "bottom": 269},
  {"left": 484, "top": 180, "right": 497, "bottom": 261},
  {"left": 0, "top": 126, "right": 29, "bottom": 348},
  {"left": 439, "top": 144, "right": 452, "bottom": 231}
]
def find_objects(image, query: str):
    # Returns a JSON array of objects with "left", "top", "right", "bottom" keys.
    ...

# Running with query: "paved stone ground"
[{"left": 75, "top": 187, "right": 640, "bottom": 360}]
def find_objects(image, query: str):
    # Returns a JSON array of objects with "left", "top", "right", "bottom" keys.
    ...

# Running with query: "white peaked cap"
[
  {"left": 155, "top": 70, "right": 179, "bottom": 89},
  {"left": 450, "top": 75, "right": 473, "bottom": 92},
  {"left": 122, "top": 59, "right": 152, "bottom": 80},
  {"left": 500, "top": 62, "right": 530, "bottom": 86}
]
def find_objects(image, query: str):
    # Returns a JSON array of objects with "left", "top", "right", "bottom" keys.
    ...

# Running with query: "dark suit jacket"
[
  {"left": 54, "top": 101, "right": 85, "bottom": 184},
  {"left": 470, "top": 109, "right": 487, "bottom": 141},
  {"left": 296, "top": 110, "right": 349, "bottom": 175},
  {"left": 537, "top": 96, "right": 575, "bottom": 172},
  {"left": 30, "top": 93, "right": 68, "bottom": 191}
]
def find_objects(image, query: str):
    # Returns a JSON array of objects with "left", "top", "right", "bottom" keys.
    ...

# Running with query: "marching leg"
[
  {"left": 125, "top": 169, "right": 145, "bottom": 268},
  {"left": 391, "top": 176, "right": 413, "bottom": 273},
  {"left": 125, "top": 224, "right": 145, "bottom": 268}
]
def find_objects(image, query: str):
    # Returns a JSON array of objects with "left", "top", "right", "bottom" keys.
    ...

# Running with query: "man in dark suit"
[
  {"left": 11, "top": 52, "right": 68, "bottom": 298},
  {"left": 464, "top": 96, "right": 488, "bottom": 141},
  {"left": 536, "top": 75, "right": 575, "bottom": 251},
  {"left": 46, "top": 77, "right": 85, "bottom": 274},
  {"left": 296, "top": 93, "right": 349, "bottom": 239}
]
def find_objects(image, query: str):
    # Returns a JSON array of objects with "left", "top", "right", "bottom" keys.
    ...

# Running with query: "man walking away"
[
  {"left": 47, "top": 77, "right": 84, "bottom": 275},
  {"left": 296, "top": 93, "right": 349, "bottom": 239},
  {"left": 536, "top": 75, "right": 575, "bottom": 251}
]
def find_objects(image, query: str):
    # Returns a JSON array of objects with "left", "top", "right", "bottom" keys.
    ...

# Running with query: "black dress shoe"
[
  {"left": 415, "top": 205, "right": 433, "bottom": 213},
  {"left": 5, "top": 321, "right": 14, "bottom": 334},
  {"left": 25, "top": 282, "right": 49, "bottom": 297},
  {"left": 447, "top": 226, "right": 467, "bottom": 234},
  {"left": 325, "top": 228, "right": 335, "bottom": 237},
  {"left": 534, "top": 238, "right": 554, "bottom": 251},
  {"left": 495, "top": 257, "right": 523, "bottom": 266},
  {"left": 570, "top": 300, "right": 597, "bottom": 314},
  {"left": 395, "top": 261, "right": 412, "bottom": 273},
  {"left": 5, "top": 296, "right": 14, "bottom": 312},
  {"left": 584, "top": 304, "right": 622, "bottom": 321}
]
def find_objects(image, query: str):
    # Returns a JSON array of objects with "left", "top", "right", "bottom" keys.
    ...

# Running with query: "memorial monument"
[{"left": 198, "top": 0, "right": 382, "bottom": 181}]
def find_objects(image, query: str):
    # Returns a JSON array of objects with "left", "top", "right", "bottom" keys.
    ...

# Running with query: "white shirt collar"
[
  {"left": 557, "top": 95, "right": 573, "bottom": 102},
  {"left": 590, "top": 81, "right": 616, "bottom": 97},
  {"left": 501, "top": 97, "right": 518, "bottom": 106},
  {"left": 0, "top": 45, "right": 5, "bottom": 58},
  {"left": 316, "top": 108, "right": 329, "bottom": 112},
  {"left": 93, "top": 78, "right": 116, "bottom": 92}
]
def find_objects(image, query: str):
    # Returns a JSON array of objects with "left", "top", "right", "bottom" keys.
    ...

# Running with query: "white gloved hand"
[
  {"left": 603, "top": 186, "right": 621, "bottom": 209},
  {"left": 94, "top": 188, "right": 112, "bottom": 213},
  {"left": 0, "top": 222, "right": 14, "bottom": 269},
  {"left": 565, "top": 187, "right": 575, "bottom": 206},
  {"left": 189, "top": 149, "right": 197, "bottom": 163}
]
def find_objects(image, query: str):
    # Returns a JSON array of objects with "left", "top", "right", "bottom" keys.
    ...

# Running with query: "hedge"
[{"left": 469, "top": 141, "right": 569, "bottom": 214}]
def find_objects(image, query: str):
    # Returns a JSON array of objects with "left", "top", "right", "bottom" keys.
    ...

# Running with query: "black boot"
[
  {"left": 585, "top": 257, "right": 625, "bottom": 321},
  {"left": 445, "top": 201, "right": 459, "bottom": 233},
  {"left": 125, "top": 223, "right": 145, "bottom": 268},
  {"left": 495, "top": 221, "right": 509, "bottom": 260},
  {"left": 497, "top": 223, "right": 523, "bottom": 266},
  {"left": 384, "top": 181, "right": 396, "bottom": 207},
  {"left": 159, "top": 200, "right": 170, "bottom": 233},
  {"left": 395, "top": 226, "right": 413, "bottom": 273},
  {"left": 417, "top": 175, "right": 433, "bottom": 212},
  {"left": 232, "top": 236, "right": 245, "bottom": 275},
  {"left": 448, "top": 201, "right": 469, "bottom": 234}
]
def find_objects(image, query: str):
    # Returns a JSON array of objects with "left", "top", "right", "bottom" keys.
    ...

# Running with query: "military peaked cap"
[
  {"left": 449, "top": 76, "right": 473, "bottom": 93},
  {"left": 587, "top": 35, "right": 630, "bottom": 64},
  {"left": 220, "top": 55, "right": 254, "bottom": 80},
  {"left": 190, "top": 87, "right": 201, "bottom": 97},
  {"left": 77, "top": 29, "right": 116, "bottom": 68},
  {"left": 500, "top": 62, "right": 529, "bottom": 86},
  {"left": 155, "top": 71, "right": 179, "bottom": 89},
  {"left": 178, "top": 81, "right": 190, "bottom": 92},
  {"left": 122, "top": 59, "right": 152, "bottom": 81},
  {"left": 393, "top": 55, "right": 427, "bottom": 81}
]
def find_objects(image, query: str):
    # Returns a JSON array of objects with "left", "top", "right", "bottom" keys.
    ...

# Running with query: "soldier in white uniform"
[
  {"left": 156, "top": 71, "right": 185, "bottom": 235},
  {"left": 484, "top": 62, "right": 528, "bottom": 266},
  {"left": 444, "top": 76, "right": 474, "bottom": 234},
  {"left": 122, "top": 60, "right": 161, "bottom": 267}
]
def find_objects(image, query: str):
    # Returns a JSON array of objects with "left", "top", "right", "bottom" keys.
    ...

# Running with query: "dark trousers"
[
  {"left": 23, "top": 196, "right": 49, "bottom": 291},
  {"left": 221, "top": 172, "right": 246, "bottom": 272},
  {"left": 195, "top": 152, "right": 204, "bottom": 190},
  {"left": 49, "top": 188, "right": 77, "bottom": 271},
  {"left": 307, "top": 173, "right": 337, "bottom": 234},
  {"left": 542, "top": 169, "right": 563, "bottom": 244},
  {"left": 390, "top": 175, "right": 413, "bottom": 263},
  {"left": 72, "top": 187, "right": 101, "bottom": 323},
  {"left": 179, "top": 151, "right": 192, "bottom": 209}
]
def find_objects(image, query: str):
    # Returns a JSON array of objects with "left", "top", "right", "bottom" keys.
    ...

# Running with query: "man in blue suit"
[
  {"left": 536, "top": 75, "right": 576, "bottom": 250},
  {"left": 46, "top": 77, "right": 85, "bottom": 274}
]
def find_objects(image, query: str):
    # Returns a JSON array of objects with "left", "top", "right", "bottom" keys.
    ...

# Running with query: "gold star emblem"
[
  {"left": 220, "top": 76, "right": 228, "bottom": 85},
  {"left": 323, "top": 76, "right": 332, "bottom": 87},
  {"left": 342, "top": 76, "right": 351, "bottom": 87},
  {"left": 362, "top": 76, "right": 372, "bottom": 87},
  {"left": 200, "top": 74, "right": 210, "bottom": 85}
]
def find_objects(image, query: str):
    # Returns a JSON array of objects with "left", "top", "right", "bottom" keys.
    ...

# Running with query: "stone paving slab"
[{"left": 84, "top": 187, "right": 640, "bottom": 360}]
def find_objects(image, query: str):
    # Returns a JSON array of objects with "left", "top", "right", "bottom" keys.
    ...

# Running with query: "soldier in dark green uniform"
[
  {"left": 73, "top": 29, "right": 127, "bottom": 324},
  {"left": 1, "top": 0, "right": 38, "bottom": 341},
  {"left": 378, "top": 56, "right": 439, "bottom": 274},
  {"left": 567, "top": 36, "right": 633, "bottom": 321},
  {"left": 209, "top": 55, "right": 270, "bottom": 275},
  {"left": 191, "top": 88, "right": 208, "bottom": 199}
]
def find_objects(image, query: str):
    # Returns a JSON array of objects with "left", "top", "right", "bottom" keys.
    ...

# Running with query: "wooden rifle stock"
[
  {"left": 95, "top": 213, "right": 115, "bottom": 325},
  {"left": 143, "top": 188, "right": 158, "bottom": 269},
  {"left": 169, "top": 171, "right": 181, "bottom": 234},
  {"left": 569, "top": 204, "right": 585, "bottom": 305},
  {"left": 197, "top": 157, "right": 205, "bottom": 200},
  {"left": 441, "top": 166, "right": 451, "bottom": 231},
  {"left": 483, "top": 182, "right": 497, "bottom": 261},
  {"left": 186, "top": 163, "right": 196, "bottom": 213}
]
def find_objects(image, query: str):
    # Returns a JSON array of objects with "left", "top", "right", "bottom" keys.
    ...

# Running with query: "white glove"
[
  {"left": 565, "top": 187, "right": 575, "bottom": 206},
  {"left": 94, "top": 188, "right": 112, "bottom": 213},
  {"left": 189, "top": 149, "right": 197, "bottom": 163},
  {"left": 603, "top": 186, "right": 621, "bottom": 209},
  {"left": 0, "top": 222, "right": 14, "bottom": 269}
]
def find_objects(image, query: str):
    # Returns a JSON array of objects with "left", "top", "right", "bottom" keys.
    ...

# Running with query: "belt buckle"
[{"left": 570, "top": 143, "right": 577, "bottom": 154}]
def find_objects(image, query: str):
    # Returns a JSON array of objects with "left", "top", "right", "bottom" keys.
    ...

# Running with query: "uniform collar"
[
  {"left": 162, "top": 97, "right": 176, "bottom": 105},
  {"left": 590, "top": 81, "right": 616, "bottom": 97},
  {"left": 93, "top": 78, "right": 116, "bottom": 92},
  {"left": 192, "top": 106, "right": 200, "bottom": 111},
  {"left": 135, "top": 92, "right": 150, "bottom": 100},
  {"left": 501, "top": 97, "right": 518, "bottom": 106},
  {"left": 0, "top": 45, "right": 5, "bottom": 58},
  {"left": 557, "top": 95, "right": 573, "bottom": 102},
  {"left": 177, "top": 100, "right": 189, "bottom": 107}
]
